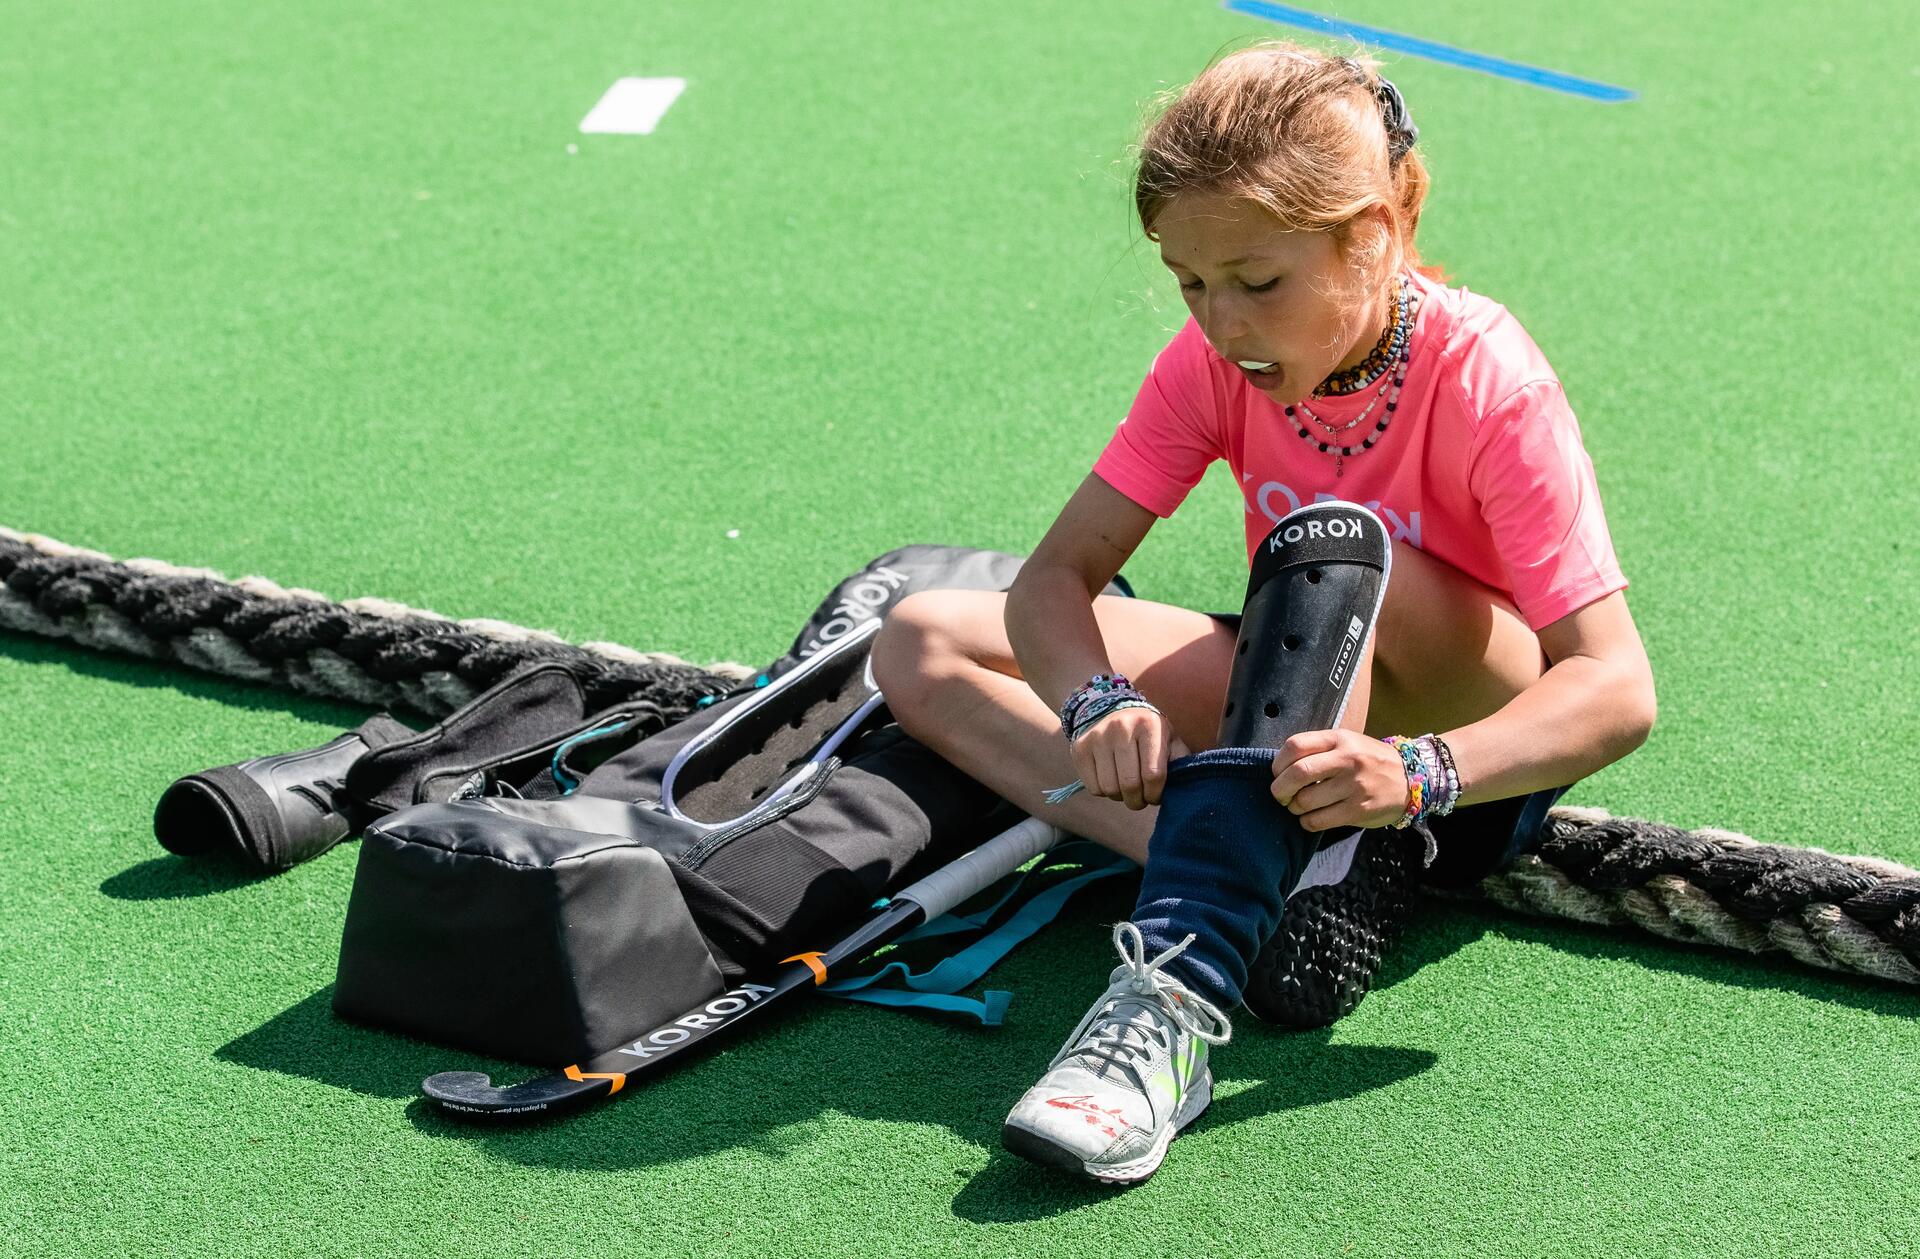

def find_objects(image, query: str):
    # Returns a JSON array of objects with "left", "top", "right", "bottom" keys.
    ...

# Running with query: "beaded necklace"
[
  {"left": 1299, "top": 368, "right": 1392, "bottom": 440},
  {"left": 1285, "top": 278, "right": 1422, "bottom": 478},
  {"left": 1313, "top": 274, "right": 1413, "bottom": 397}
]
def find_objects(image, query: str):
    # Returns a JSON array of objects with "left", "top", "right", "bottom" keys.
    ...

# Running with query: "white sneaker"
[{"left": 1001, "top": 921, "right": 1232, "bottom": 1184}]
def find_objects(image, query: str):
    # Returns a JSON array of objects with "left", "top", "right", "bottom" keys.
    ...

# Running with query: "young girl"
[{"left": 870, "top": 40, "right": 1655, "bottom": 1184}]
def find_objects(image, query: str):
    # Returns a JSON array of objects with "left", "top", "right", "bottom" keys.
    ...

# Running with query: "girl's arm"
[
  {"left": 1005, "top": 472, "right": 1157, "bottom": 713},
  {"left": 1442, "top": 589, "right": 1656, "bottom": 805},
  {"left": 1273, "top": 589, "right": 1655, "bottom": 829}
]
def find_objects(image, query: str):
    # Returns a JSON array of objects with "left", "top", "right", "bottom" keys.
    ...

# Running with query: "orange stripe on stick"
[
  {"left": 782, "top": 952, "right": 829, "bottom": 984},
  {"left": 564, "top": 1064, "right": 627, "bottom": 1095}
]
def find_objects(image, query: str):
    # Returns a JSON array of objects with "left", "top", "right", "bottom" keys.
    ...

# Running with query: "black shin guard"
[
  {"left": 153, "top": 714, "right": 416, "bottom": 873},
  {"left": 1217, "top": 502, "right": 1388, "bottom": 749},
  {"left": 1130, "top": 503, "right": 1392, "bottom": 1009}
]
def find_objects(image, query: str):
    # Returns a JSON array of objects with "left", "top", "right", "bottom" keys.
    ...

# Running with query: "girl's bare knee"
[
  {"left": 871, "top": 592, "right": 993, "bottom": 726},
  {"left": 869, "top": 610, "right": 937, "bottom": 718}
]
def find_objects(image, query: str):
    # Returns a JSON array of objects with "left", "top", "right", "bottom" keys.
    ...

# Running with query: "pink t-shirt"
[{"left": 1092, "top": 267, "right": 1628, "bottom": 632}]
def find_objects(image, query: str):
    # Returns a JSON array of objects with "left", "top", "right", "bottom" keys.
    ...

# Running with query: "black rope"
[
  {"left": 1474, "top": 806, "right": 1920, "bottom": 984},
  {"left": 0, "top": 530, "right": 751, "bottom": 721},
  {"left": 6, "top": 526, "right": 1916, "bottom": 986}
]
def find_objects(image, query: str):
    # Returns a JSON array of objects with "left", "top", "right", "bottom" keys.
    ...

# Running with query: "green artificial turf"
[{"left": 2, "top": 0, "right": 1917, "bottom": 1254}]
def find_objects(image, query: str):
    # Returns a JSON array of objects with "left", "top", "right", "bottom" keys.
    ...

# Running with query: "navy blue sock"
[{"left": 1130, "top": 746, "right": 1321, "bottom": 1010}]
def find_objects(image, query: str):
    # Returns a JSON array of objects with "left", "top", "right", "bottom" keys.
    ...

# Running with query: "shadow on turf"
[
  {"left": 0, "top": 631, "right": 385, "bottom": 899},
  {"left": 209, "top": 877, "right": 1441, "bottom": 1191},
  {"left": 210, "top": 883, "right": 1920, "bottom": 1216},
  {"left": 217, "top": 984, "right": 517, "bottom": 1101},
  {"left": 390, "top": 885, "right": 1443, "bottom": 1191},
  {"left": 101, "top": 854, "right": 269, "bottom": 900},
  {"left": 1415, "top": 896, "right": 1920, "bottom": 1017},
  {"left": 220, "top": 984, "right": 1438, "bottom": 1204},
  {"left": 948, "top": 1029, "right": 1439, "bottom": 1220}
]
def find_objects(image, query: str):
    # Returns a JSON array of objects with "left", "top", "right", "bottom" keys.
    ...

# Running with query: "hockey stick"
[{"left": 422, "top": 815, "right": 1067, "bottom": 1120}]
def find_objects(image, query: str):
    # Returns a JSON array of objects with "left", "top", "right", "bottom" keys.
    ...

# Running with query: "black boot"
[{"left": 152, "top": 714, "right": 415, "bottom": 873}]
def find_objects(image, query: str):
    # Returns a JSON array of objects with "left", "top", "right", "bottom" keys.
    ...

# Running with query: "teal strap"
[
  {"left": 814, "top": 987, "right": 1014, "bottom": 1024},
  {"left": 817, "top": 841, "right": 1132, "bottom": 1024},
  {"left": 550, "top": 717, "right": 635, "bottom": 795}
]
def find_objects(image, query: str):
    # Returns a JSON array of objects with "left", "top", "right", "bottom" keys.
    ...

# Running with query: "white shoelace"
[{"left": 1049, "top": 922, "right": 1233, "bottom": 1084}]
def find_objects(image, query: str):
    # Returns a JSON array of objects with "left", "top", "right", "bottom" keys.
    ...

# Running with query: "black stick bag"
[{"left": 332, "top": 545, "right": 1135, "bottom": 1068}]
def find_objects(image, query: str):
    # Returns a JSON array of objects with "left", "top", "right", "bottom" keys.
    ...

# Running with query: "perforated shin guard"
[{"left": 1131, "top": 503, "right": 1390, "bottom": 1009}]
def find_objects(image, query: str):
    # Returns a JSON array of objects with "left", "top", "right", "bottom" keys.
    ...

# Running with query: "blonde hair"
[{"left": 1133, "top": 40, "right": 1444, "bottom": 319}]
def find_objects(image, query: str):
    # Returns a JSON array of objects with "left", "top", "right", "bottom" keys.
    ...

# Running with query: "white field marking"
[{"left": 579, "top": 77, "right": 686, "bottom": 134}]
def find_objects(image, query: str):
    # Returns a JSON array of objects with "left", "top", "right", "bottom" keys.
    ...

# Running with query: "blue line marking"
[{"left": 1223, "top": 1, "right": 1636, "bottom": 102}]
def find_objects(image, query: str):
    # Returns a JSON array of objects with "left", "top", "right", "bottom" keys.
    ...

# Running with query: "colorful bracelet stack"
[
  {"left": 1379, "top": 733, "right": 1461, "bottom": 830},
  {"left": 1040, "top": 673, "right": 1165, "bottom": 806},
  {"left": 1057, "top": 672, "right": 1160, "bottom": 744}
]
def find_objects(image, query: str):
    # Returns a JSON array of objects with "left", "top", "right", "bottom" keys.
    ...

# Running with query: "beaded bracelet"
[
  {"left": 1058, "top": 672, "right": 1133, "bottom": 736},
  {"left": 1381, "top": 733, "right": 1462, "bottom": 827},
  {"left": 1380, "top": 736, "right": 1429, "bottom": 829},
  {"left": 1424, "top": 734, "right": 1461, "bottom": 817}
]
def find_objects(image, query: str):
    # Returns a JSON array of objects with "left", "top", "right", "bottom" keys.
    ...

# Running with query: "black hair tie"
[{"left": 1374, "top": 75, "right": 1419, "bottom": 163}]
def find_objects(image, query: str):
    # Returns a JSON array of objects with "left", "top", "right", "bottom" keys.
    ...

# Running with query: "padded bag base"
[{"left": 332, "top": 811, "right": 726, "bottom": 1069}]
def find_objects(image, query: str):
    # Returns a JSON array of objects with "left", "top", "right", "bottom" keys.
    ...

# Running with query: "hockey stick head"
[
  {"left": 422, "top": 972, "right": 811, "bottom": 1121},
  {"left": 421, "top": 1068, "right": 613, "bottom": 1119}
]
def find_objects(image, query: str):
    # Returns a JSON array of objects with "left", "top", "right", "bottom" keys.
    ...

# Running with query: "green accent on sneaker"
[
  {"left": 1001, "top": 922, "right": 1234, "bottom": 1184},
  {"left": 1149, "top": 1037, "right": 1205, "bottom": 1106}
]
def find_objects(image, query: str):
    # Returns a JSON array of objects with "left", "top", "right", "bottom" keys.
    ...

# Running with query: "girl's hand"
[
  {"left": 1070, "top": 707, "right": 1191, "bottom": 810},
  {"left": 1271, "top": 729, "right": 1410, "bottom": 832}
]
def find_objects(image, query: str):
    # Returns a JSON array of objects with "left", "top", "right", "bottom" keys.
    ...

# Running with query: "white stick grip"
[{"left": 893, "top": 817, "right": 1064, "bottom": 921}]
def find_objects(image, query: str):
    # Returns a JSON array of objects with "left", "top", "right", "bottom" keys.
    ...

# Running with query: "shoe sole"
[
  {"left": 1001, "top": 1072, "right": 1213, "bottom": 1185},
  {"left": 1243, "top": 826, "right": 1422, "bottom": 1028}
]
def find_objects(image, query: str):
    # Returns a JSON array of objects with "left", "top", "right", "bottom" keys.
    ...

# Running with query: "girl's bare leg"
[
  {"left": 869, "top": 539, "right": 1548, "bottom": 863},
  {"left": 871, "top": 592, "right": 1237, "bottom": 865},
  {"left": 1359, "top": 539, "right": 1549, "bottom": 740}
]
